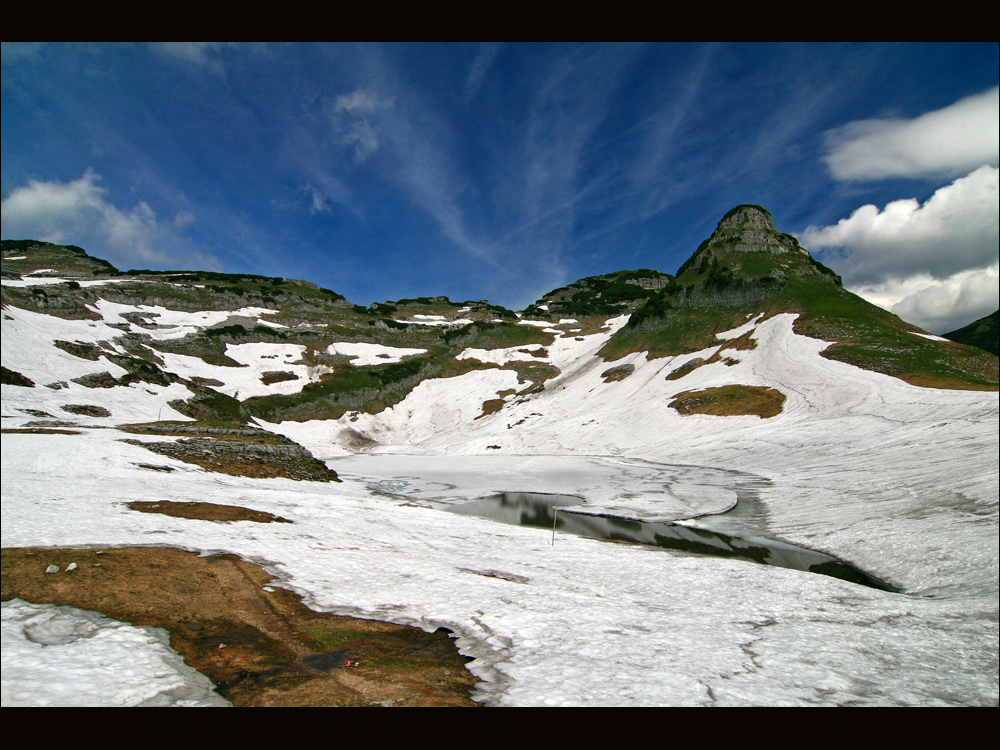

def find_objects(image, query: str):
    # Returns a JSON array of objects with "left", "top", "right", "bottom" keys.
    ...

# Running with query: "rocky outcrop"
[{"left": 120, "top": 436, "right": 340, "bottom": 482}]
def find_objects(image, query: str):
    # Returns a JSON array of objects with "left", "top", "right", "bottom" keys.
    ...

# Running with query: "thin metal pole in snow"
[{"left": 551, "top": 507, "right": 558, "bottom": 545}]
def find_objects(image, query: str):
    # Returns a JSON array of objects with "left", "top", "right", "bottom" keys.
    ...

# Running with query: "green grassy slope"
[
  {"left": 943, "top": 310, "right": 999, "bottom": 356},
  {"left": 602, "top": 206, "right": 998, "bottom": 390}
]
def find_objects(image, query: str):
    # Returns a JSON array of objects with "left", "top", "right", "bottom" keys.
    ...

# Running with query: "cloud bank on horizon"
[
  {"left": 2, "top": 43, "right": 997, "bottom": 333},
  {"left": 804, "top": 86, "right": 998, "bottom": 334}
]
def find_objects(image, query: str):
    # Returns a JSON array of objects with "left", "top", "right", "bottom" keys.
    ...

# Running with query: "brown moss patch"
[
  {"left": 664, "top": 358, "right": 706, "bottom": 381},
  {"left": 1, "top": 546, "right": 481, "bottom": 707},
  {"left": 476, "top": 398, "right": 506, "bottom": 420},
  {"left": 2, "top": 365, "right": 35, "bottom": 387},
  {"left": 122, "top": 437, "right": 340, "bottom": 482},
  {"left": 601, "top": 363, "right": 635, "bottom": 383},
  {"left": 128, "top": 500, "right": 293, "bottom": 524},
  {"left": 511, "top": 362, "right": 561, "bottom": 393},
  {"left": 559, "top": 318, "right": 611, "bottom": 337},
  {"left": 669, "top": 385, "right": 785, "bottom": 418},
  {"left": 261, "top": 370, "right": 300, "bottom": 385},
  {"left": 2, "top": 428, "right": 83, "bottom": 435},
  {"left": 893, "top": 373, "right": 999, "bottom": 391},
  {"left": 61, "top": 404, "right": 112, "bottom": 417},
  {"left": 718, "top": 331, "right": 757, "bottom": 352},
  {"left": 135, "top": 463, "right": 175, "bottom": 472},
  {"left": 518, "top": 347, "right": 548, "bottom": 358}
]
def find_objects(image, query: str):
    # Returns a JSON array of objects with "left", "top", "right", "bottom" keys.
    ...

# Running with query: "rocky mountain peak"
[{"left": 716, "top": 204, "right": 774, "bottom": 231}]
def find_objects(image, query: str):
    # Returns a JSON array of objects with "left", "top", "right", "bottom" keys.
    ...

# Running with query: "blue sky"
[{"left": 2, "top": 43, "right": 997, "bottom": 332}]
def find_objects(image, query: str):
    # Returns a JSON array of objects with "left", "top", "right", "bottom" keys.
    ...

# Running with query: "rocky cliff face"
[
  {"left": 686, "top": 204, "right": 811, "bottom": 271},
  {"left": 659, "top": 204, "right": 841, "bottom": 310}
]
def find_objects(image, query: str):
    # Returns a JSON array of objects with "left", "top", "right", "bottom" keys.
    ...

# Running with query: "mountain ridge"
[{"left": 3, "top": 204, "right": 997, "bottom": 432}]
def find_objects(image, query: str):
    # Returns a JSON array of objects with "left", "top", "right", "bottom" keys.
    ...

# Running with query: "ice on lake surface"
[
  {"left": 331, "top": 455, "right": 894, "bottom": 590},
  {"left": 328, "top": 454, "right": 746, "bottom": 521}
]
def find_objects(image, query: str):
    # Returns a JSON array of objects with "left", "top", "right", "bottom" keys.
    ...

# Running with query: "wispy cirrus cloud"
[
  {"left": 149, "top": 42, "right": 252, "bottom": 76},
  {"left": 463, "top": 43, "right": 501, "bottom": 105}
]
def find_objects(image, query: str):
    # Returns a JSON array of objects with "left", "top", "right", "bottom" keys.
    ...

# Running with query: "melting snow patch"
[
  {"left": 716, "top": 313, "right": 765, "bottom": 340},
  {"left": 1, "top": 600, "right": 230, "bottom": 707},
  {"left": 327, "top": 342, "right": 428, "bottom": 366},
  {"left": 909, "top": 331, "right": 951, "bottom": 342},
  {"left": 400, "top": 316, "right": 473, "bottom": 327},
  {"left": 517, "top": 319, "right": 553, "bottom": 327}
]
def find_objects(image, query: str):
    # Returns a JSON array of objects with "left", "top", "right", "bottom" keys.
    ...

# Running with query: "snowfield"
[{"left": 2, "top": 302, "right": 997, "bottom": 706}]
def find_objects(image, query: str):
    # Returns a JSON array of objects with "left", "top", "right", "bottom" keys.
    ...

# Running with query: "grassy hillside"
[
  {"left": 943, "top": 310, "right": 999, "bottom": 356},
  {"left": 601, "top": 206, "right": 998, "bottom": 391}
]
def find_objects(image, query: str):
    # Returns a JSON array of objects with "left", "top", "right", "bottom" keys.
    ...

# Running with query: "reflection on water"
[
  {"left": 447, "top": 491, "right": 897, "bottom": 592},
  {"left": 448, "top": 492, "right": 583, "bottom": 527}
]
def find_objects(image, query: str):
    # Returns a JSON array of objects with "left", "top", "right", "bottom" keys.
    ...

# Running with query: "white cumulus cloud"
[
  {"left": 850, "top": 263, "right": 998, "bottom": 334},
  {"left": 823, "top": 86, "right": 999, "bottom": 180},
  {"left": 1, "top": 171, "right": 182, "bottom": 268},
  {"left": 803, "top": 165, "right": 998, "bottom": 284},
  {"left": 803, "top": 166, "right": 999, "bottom": 333}
]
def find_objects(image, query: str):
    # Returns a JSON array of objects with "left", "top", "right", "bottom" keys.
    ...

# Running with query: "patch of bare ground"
[
  {"left": 476, "top": 398, "right": 506, "bottom": 420},
  {"left": 1, "top": 365, "right": 35, "bottom": 387},
  {"left": 128, "top": 500, "right": 292, "bottom": 524},
  {"left": 717, "top": 331, "right": 758, "bottom": 351},
  {"left": 664, "top": 358, "right": 705, "bottom": 381},
  {"left": 559, "top": 318, "right": 611, "bottom": 337},
  {"left": 260, "top": 370, "right": 299, "bottom": 385},
  {"left": 2, "top": 428, "right": 83, "bottom": 435},
  {"left": 1, "top": 547, "right": 482, "bottom": 707},
  {"left": 518, "top": 347, "right": 548, "bottom": 358},
  {"left": 893, "top": 373, "right": 998, "bottom": 391},
  {"left": 669, "top": 385, "right": 785, "bottom": 418},
  {"left": 510, "top": 362, "right": 561, "bottom": 394},
  {"left": 600, "top": 363, "right": 635, "bottom": 383},
  {"left": 663, "top": 334, "right": 756, "bottom": 381},
  {"left": 119, "top": 422, "right": 340, "bottom": 482}
]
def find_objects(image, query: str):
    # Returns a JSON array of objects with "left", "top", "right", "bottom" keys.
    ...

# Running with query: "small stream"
[{"left": 448, "top": 491, "right": 897, "bottom": 592}]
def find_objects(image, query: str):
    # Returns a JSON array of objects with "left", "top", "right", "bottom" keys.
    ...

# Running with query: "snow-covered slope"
[
  {"left": 3, "top": 290, "right": 997, "bottom": 705},
  {"left": 2, "top": 228, "right": 997, "bottom": 706}
]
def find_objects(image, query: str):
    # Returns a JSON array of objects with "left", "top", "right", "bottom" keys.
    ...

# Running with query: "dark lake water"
[{"left": 448, "top": 491, "right": 897, "bottom": 592}]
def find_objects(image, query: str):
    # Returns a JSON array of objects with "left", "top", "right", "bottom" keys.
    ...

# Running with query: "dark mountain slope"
[{"left": 944, "top": 310, "right": 999, "bottom": 356}]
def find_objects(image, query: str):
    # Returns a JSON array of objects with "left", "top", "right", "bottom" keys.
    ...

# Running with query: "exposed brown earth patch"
[
  {"left": 2, "top": 365, "right": 35, "bottom": 387},
  {"left": 260, "top": 370, "right": 300, "bottom": 385},
  {"left": 119, "top": 422, "right": 340, "bottom": 482},
  {"left": 664, "top": 358, "right": 705, "bottom": 381},
  {"left": 61, "top": 404, "right": 112, "bottom": 417},
  {"left": 669, "top": 385, "right": 786, "bottom": 418},
  {"left": 1, "top": 546, "right": 482, "bottom": 707},
  {"left": 893, "top": 373, "right": 999, "bottom": 391},
  {"left": 121, "top": 437, "right": 340, "bottom": 482},
  {"left": 717, "top": 331, "right": 758, "bottom": 352},
  {"left": 476, "top": 398, "right": 506, "bottom": 420},
  {"left": 518, "top": 347, "right": 548, "bottom": 358},
  {"left": 2, "top": 428, "right": 83, "bottom": 435},
  {"left": 600, "top": 363, "right": 635, "bottom": 383},
  {"left": 135, "top": 463, "right": 175, "bottom": 472},
  {"left": 128, "top": 500, "right": 293, "bottom": 524}
]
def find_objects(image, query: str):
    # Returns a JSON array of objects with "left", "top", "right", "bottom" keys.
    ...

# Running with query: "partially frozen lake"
[
  {"left": 327, "top": 454, "right": 894, "bottom": 590},
  {"left": 329, "top": 454, "right": 744, "bottom": 520}
]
